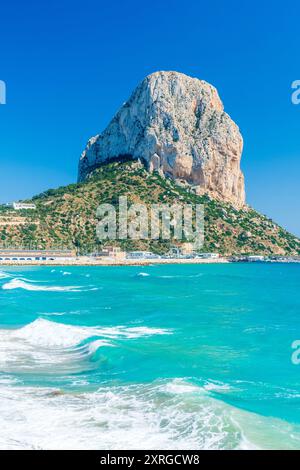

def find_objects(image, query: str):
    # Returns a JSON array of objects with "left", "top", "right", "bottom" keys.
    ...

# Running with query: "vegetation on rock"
[{"left": 0, "top": 161, "right": 299, "bottom": 256}]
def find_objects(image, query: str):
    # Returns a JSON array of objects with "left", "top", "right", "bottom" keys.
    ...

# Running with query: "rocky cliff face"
[{"left": 78, "top": 71, "right": 245, "bottom": 208}]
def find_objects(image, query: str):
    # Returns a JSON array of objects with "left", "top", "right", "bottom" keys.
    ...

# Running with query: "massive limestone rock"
[{"left": 78, "top": 71, "right": 245, "bottom": 208}]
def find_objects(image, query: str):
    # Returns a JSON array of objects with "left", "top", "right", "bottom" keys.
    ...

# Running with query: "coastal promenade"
[{"left": 0, "top": 257, "right": 229, "bottom": 266}]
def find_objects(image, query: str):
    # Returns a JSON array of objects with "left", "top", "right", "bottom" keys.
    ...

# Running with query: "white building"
[
  {"left": 247, "top": 255, "right": 265, "bottom": 262},
  {"left": 13, "top": 202, "right": 36, "bottom": 210},
  {"left": 196, "top": 253, "right": 220, "bottom": 259},
  {"left": 126, "top": 251, "right": 160, "bottom": 259}
]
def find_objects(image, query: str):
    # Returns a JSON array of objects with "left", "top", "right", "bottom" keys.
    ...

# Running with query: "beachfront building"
[
  {"left": 12, "top": 202, "right": 36, "bottom": 210},
  {"left": 93, "top": 246, "right": 126, "bottom": 260},
  {"left": 196, "top": 253, "right": 220, "bottom": 259},
  {"left": 246, "top": 255, "right": 265, "bottom": 262},
  {"left": 169, "top": 247, "right": 181, "bottom": 258},
  {"left": 126, "top": 251, "right": 160, "bottom": 260},
  {"left": 169, "top": 243, "right": 196, "bottom": 257},
  {"left": 0, "top": 249, "right": 76, "bottom": 261},
  {"left": 181, "top": 243, "right": 194, "bottom": 255}
]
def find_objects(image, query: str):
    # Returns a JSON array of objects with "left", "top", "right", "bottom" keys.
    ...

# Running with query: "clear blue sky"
[{"left": 1, "top": 0, "right": 300, "bottom": 234}]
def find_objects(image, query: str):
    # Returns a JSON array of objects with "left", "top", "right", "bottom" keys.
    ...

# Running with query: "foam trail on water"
[
  {"left": 0, "top": 271, "right": 11, "bottom": 279},
  {"left": 158, "top": 273, "right": 204, "bottom": 279},
  {"left": 1, "top": 279, "right": 96, "bottom": 292}
]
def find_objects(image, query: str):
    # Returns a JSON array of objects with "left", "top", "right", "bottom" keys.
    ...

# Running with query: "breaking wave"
[
  {"left": 0, "top": 318, "right": 172, "bottom": 373},
  {"left": 0, "top": 378, "right": 299, "bottom": 450},
  {"left": 13, "top": 318, "right": 171, "bottom": 346},
  {"left": 1, "top": 279, "right": 97, "bottom": 292}
]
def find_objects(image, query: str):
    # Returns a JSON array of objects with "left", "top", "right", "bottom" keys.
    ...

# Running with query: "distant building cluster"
[
  {"left": 88, "top": 244, "right": 221, "bottom": 261},
  {"left": 125, "top": 247, "right": 220, "bottom": 261}
]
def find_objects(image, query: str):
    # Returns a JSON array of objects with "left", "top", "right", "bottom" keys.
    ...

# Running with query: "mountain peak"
[{"left": 78, "top": 71, "right": 245, "bottom": 208}]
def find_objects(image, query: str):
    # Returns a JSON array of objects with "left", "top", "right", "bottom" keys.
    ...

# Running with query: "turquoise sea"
[{"left": 1, "top": 263, "right": 300, "bottom": 449}]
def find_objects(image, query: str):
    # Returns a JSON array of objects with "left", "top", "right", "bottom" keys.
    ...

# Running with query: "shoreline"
[{"left": 0, "top": 257, "right": 229, "bottom": 267}]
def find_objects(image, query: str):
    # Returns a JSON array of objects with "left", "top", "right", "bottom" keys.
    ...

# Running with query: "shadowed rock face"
[{"left": 78, "top": 71, "right": 245, "bottom": 208}]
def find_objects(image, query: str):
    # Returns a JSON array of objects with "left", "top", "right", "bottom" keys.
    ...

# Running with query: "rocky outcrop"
[{"left": 78, "top": 71, "right": 245, "bottom": 208}]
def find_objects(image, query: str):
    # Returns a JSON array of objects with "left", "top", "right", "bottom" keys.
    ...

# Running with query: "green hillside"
[{"left": 0, "top": 160, "right": 299, "bottom": 256}]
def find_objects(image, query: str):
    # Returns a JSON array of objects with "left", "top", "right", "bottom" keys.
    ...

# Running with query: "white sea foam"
[
  {"left": 0, "top": 375, "right": 19, "bottom": 385},
  {"left": 0, "top": 379, "right": 298, "bottom": 450},
  {"left": 158, "top": 273, "right": 203, "bottom": 279},
  {"left": 40, "top": 309, "right": 85, "bottom": 317},
  {"left": 137, "top": 272, "right": 150, "bottom": 277},
  {"left": 87, "top": 339, "right": 113, "bottom": 353},
  {"left": 1, "top": 278, "right": 93, "bottom": 292},
  {"left": 14, "top": 318, "right": 94, "bottom": 347},
  {"left": 40, "top": 311, "right": 66, "bottom": 316},
  {"left": 0, "top": 271, "right": 11, "bottom": 279},
  {"left": 163, "top": 379, "right": 201, "bottom": 394},
  {"left": 204, "top": 381, "right": 232, "bottom": 392},
  {"left": 0, "top": 319, "right": 171, "bottom": 372},
  {"left": 13, "top": 318, "right": 171, "bottom": 347}
]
